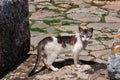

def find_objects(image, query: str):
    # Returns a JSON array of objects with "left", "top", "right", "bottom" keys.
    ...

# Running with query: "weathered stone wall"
[{"left": 0, "top": 0, "right": 30, "bottom": 77}]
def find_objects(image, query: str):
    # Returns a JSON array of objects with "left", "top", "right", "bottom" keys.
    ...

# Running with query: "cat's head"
[
  {"left": 107, "top": 53, "right": 120, "bottom": 73},
  {"left": 79, "top": 27, "right": 93, "bottom": 41}
]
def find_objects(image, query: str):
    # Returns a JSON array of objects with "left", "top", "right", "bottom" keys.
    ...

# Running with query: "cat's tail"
[{"left": 28, "top": 44, "right": 42, "bottom": 77}]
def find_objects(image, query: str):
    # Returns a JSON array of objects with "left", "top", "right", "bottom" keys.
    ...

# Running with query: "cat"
[
  {"left": 28, "top": 27, "right": 93, "bottom": 77},
  {"left": 107, "top": 28, "right": 120, "bottom": 79},
  {"left": 107, "top": 53, "right": 120, "bottom": 79}
]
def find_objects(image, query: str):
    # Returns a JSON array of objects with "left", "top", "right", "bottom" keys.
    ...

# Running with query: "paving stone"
[
  {"left": 55, "top": 0, "right": 83, "bottom": 4},
  {"left": 31, "top": 21, "right": 48, "bottom": 28},
  {"left": 42, "top": 16, "right": 64, "bottom": 20},
  {"left": 79, "top": 56, "right": 95, "bottom": 61},
  {"left": 105, "top": 10, "right": 120, "bottom": 23},
  {"left": 82, "top": 0, "right": 92, "bottom": 4},
  {"left": 29, "top": 4, "right": 36, "bottom": 12},
  {"left": 87, "top": 23, "right": 120, "bottom": 31},
  {"left": 38, "top": 2, "right": 52, "bottom": 6},
  {"left": 101, "top": 54, "right": 109, "bottom": 61},
  {"left": 105, "top": 15, "right": 120, "bottom": 22},
  {"left": 67, "top": 12, "right": 100, "bottom": 22},
  {"left": 90, "top": 50, "right": 110, "bottom": 58},
  {"left": 46, "top": 27, "right": 56, "bottom": 33},
  {"left": 34, "top": 0, "right": 50, "bottom": 2},
  {"left": 96, "top": 77, "right": 107, "bottom": 80},
  {"left": 102, "top": 40, "right": 113, "bottom": 48},
  {"left": 57, "top": 3, "right": 72, "bottom": 9},
  {"left": 31, "top": 31, "right": 42, "bottom": 37},
  {"left": 58, "top": 25, "right": 79, "bottom": 33},
  {"left": 97, "top": 33, "right": 114, "bottom": 38},
  {"left": 80, "top": 50, "right": 89, "bottom": 56},
  {"left": 92, "top": 30, "right": 102, "bottom": 39},
  {"left": 31, "top": 32, "right": 54, "bottom": 47},
  {"left": 89, "top": 39, "right": 101, "bottom": 45},
  {"left": 86, "top": 44, "right": 105, "bottom": 51},
  {"left": 105, "top": 15, "right": 120, "bottom": 23},
  {"left": 37, "top": 4, "right": 59, "bottom": 10},
  {"left": 67, "top": 6, "right": 108, "bottom": 15},
  {"left": 102, "top": 4, "right": 120, "bottom": 10},
  {"left": 95, "top": 58, "right": 107, "bottom": 63},
  {"left": 61, "top": 19, "right": 81, "bottom": 24},
  {"left": 59, "top": 33, "right": 74, "bottom": 37},
  {"left": 30, "top": 10, "right": 60, "bottom": 20}
]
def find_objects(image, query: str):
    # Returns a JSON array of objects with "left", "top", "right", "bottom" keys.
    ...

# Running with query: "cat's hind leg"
[{"left": 44, "top": 52, "right": 59, "bottom": 71}]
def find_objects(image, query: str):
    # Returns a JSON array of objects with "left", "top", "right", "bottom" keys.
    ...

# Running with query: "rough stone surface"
[
  {"left": 90, "top": 50, "right": 110, "bottom": 58},
  {"left": 67, "top": 12, "right": 100, "bottom": 22},
  {"left": 67, "top": 6, "right": 108, "bottom": 15},
  {"left": 29, "top": 4, "right": 35, "bottom": 12},
  {"left": 102, "top": 4, "right": 120, "bottom": 10},
  {"left": 80, "top": 50, "right": 89, "bottom": 56},
  {"left": 31, "top": 21, "right": 48, "bottom": 28},
  {"left": 30, "top": 10, "right": 59, "bottom": 20},
  {"left": 79, "top": 56, "right": 95, "bottom": 61},
  {"left": 2, "top": 0, "right": 120, "bottom": 80},
  {"left": 0, "top": 0, "right": 30, "bottom": 78},
  {"left": 102, "top": 40, "right": 113, "bottom": 48},
  {"left": 86, "top": 45, "right": 105, "bottom": 51},
  {"left": 59, "top": 25, "right": 80, "bottom": 33},
  {"left": 87, "top": 23, "right": 120, "bottom": 31}
]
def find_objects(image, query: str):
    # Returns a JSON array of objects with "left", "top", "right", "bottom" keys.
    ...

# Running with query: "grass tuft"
[
  {"left": 42, "top": 7, "right": 62, "bottom": 13},
  {"left": 43, "top": 19, "right": 61, "bottom": 25},
  {"left": 30, "top": 28, "right": 48, "bottom": 33},
  {"left": 95, "top": 36, "right": 113, "bottom": 41},
  {"left": 99, "top": 14, "right": 106, "bottom": 23}
]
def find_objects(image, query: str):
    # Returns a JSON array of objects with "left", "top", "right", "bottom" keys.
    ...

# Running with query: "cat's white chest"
[{"left": 72, "top": 33, "right": 83, "bottom": 53}]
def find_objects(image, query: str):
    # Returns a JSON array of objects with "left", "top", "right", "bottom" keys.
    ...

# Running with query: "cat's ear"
[
  {"left": 78, "top": 27, "right": 83, "bottom": 32},
  {"left": 89, "top": 28, "right": 93, "bottom": 33}
]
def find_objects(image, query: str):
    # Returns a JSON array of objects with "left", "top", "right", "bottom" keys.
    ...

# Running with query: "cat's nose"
[{"left": 112, "top": 67, "right": 115, "bottom": 70}]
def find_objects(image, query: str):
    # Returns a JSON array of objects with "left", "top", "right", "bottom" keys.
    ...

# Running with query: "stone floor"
[{"left": 3, "top": 0, "right": 120, "bottom": 80}]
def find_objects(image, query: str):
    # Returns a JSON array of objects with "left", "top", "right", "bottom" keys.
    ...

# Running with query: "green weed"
[
  {"left": 95, "top": 36, "right": 113, "bottom": 41},
  {"left": 30, "top": 28, "right": 48, "bottom": 33},
  {"left": 42, "top": 7, "right": 62, "bottom": 13},
  {"left": 43, "top": 19, "right": 61, "bottom": 25},
  {"left": 29, "top": 20, "right": 36, "bottom": 27},
  {"left": 35, "top": 4, "right": 39, "bottom": 11},
  {"left": 99, "top": 14, "right": 106, "bottom": 23}
]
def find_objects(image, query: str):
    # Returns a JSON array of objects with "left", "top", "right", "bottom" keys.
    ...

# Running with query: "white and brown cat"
[{"left": 28, "top": 27, "right": 93, "bottom": 76}]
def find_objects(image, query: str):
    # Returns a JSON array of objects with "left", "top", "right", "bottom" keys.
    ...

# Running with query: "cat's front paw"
[
  {"left": 52, "top": 67, "right": 59, "bottom": 71},
  {"left": 75, "top": 64, "right": 81, "bottom": 68}
]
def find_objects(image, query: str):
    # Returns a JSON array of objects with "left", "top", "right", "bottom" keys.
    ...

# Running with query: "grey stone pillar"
[{"left": 0, "top": 0, "right": 30, "bottom": 78}]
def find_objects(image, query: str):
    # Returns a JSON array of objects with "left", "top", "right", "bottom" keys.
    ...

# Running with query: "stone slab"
[
  {"left": 67, "top": 12, "right": 100, "bottom": 22},
  {"left": 87, "top": 23, "right": 120, "bottom": 31}
]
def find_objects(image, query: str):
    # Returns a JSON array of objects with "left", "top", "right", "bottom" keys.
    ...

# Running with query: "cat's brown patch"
[
  {"left": 70, "top": 36, "right": 77, "bottom": 45},
  {"left": 56, "top": 36, "right": 76, "bottom": 48},
  {"left": 116, "top": 34, "right": 120, "bottom": 38},
  {"left": 112, "top": 46, "right": 120, "bottom": 55}
]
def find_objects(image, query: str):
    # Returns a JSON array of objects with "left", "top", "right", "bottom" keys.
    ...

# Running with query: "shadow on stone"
[
  {"left": 0, "top": 54, "right": 31, "bottom": 79},
  {"left": 33, "top": 58, "right": 107, "bottom": 76}
]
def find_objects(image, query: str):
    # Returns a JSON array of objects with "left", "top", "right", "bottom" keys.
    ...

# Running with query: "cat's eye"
[
  {"left": 87, "top": 36, "right": 89, "bottom": 38},
  {"left": 87, "top": 35, "right": 92, "bottom": 38},
  {"left": 81, "top": 36, "right": 84, "bottom": 37}
]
